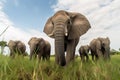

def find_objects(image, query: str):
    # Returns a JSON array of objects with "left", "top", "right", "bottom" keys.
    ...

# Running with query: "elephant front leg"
[
  {"left": 66, "top": 40, "right": 76, "bottom": 64},
  {"left": 10, "top": 50, "right": 15, "bottom": 58},
  {"left": 30, "top": 52, "right": 33, "bottom": 60},
  {"left": 38, "top": 52, "right": 42, "bottom": 62},
  {"left": 85, "top": 54, "right": 89, "bottom": 62},
  {"left": 97, "top": 49, "right": 103, "bottom": 60},
  {"left": 80, "top": 55, "right": 85, "bottom": 62}
]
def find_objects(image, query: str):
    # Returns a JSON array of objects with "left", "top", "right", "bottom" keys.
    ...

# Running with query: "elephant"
[
  {"left": 79, "top": 45, "right": 90, "bottom": 62},
  {"left": 28, "top": 37, "right": 51, "bottom": 61},
  {"left": 89, "top": 37, "right": 110, "bottom": 61},
  {"left": 8, "top": 40, "right": 26, "bottom": 57},
  {"left": 43, "top": 10, "right": 91, "bottom": 66}
]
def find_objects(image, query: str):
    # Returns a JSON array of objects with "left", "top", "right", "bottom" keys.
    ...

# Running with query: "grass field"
[{"left": 0, "top": 54, "right": 120, "bottom": 80}]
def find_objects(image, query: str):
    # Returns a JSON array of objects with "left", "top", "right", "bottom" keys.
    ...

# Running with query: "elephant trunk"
[
  {"left": 30, "top": 45, "right": 36, "bottom": 60},
  {"left": 54, "top": 26, "right": 66, "bottom": 66},
  {"left": 105, "top": 47, "right": 110, "bottom": 60}
]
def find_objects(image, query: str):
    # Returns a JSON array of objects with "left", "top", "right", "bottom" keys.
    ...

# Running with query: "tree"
[
  {"left": 0, "top": 41, "right": 7, "bottom": 54},
  {"left": 0, "top": 26, "right": 9, "bottom": 54}
]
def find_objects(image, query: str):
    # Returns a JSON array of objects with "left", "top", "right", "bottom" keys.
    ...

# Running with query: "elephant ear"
[
  {"left": 28, "top": 37, "right": 36, "bottom": 45},
  {"left": 43, "top": 17, "right": 54, "bottom": 38},
  {"left": 68, "top": 12, "right": 91, "bottom": 39},
  {"left": 39, "top": 38, "right": 46, "bottom": 48}
]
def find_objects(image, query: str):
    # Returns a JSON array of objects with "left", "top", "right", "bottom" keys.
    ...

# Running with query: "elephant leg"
[
  {"left": 30, "top": 53, "right": 33, "bottom": 60},
  {"left": 66, "top": 40, "right": 76, "bottom": 64},
  {"left": 85, "top": 54, "right": 89, "bottom": 61},
  {"left": 42, "top": 54, "right": 46, "bottom": 61},
  {"left": 38, "top": 52, "right": 42, "bottom": 62},
  {"left": 91, "top": 50, "right": 95, "bottom": 61},
  {"left": 95, "top": 55, "right": 99, "bottom": 61},
  {"left": 10, "top": 52, "right": 13, "bottom": 56},
  {"left": 80, "top": 54, "right": 84, "bottom": 62},
  {"left": 92, "top": 55, "right": 95, "bottom": 61},
  {"left": 10, "top": 50, "right": 15, "bottom": 58},
  {"left": 97, "top": 50, "right": 103, "bottom": 60},
  {"left": 46, "top": 54, "right": 50, "bottom": 61},
  {"left": 42, "top": 56, "right": 45, "bottom": 60},
  {"left": 35, "top": 54, "right": 37, "bottom": 58},
  {"left": 82, "top": 56, "right": 85, "bottom": 62},
  {"left": 45, "top": 50, "right": 50, "bottom": 61}
]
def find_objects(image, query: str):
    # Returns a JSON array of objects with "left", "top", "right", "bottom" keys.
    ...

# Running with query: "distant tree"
[
  {"left": 0, "top": 26, "right": 9, "bottom": 54},
  {"left": 110, "top": 49, "right": 120, "bottom": 55},
  {"left": 0, "top": 41, "right": 7, "bottom": 54}
]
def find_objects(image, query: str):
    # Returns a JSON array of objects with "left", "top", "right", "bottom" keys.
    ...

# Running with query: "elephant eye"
[
  {"left": 102, "top": 43, "right": 105, "bottom": 46},
  {"left": 67, "top": 20, "right": 71, "bottom": 25}
]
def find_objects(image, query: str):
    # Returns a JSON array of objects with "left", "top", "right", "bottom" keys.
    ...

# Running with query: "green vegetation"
[
  {"left": 0, "top": 41, "right": 7, "bottom": 54},
  {"left": 0, "top": 54, "right": 120, "bottom": 80}
]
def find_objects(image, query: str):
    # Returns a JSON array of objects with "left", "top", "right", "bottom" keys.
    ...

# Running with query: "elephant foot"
[{"left": 59, "top": 60, "right": 66, "bottom": 66}]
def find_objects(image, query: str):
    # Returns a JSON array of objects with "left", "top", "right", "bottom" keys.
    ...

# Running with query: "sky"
[{"left": 0, "top": 0, "right": 120, "bottom": 55}]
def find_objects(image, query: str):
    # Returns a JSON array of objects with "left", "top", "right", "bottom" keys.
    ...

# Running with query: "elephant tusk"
[
  {"left": 48, "top": 33, "right": 53, "bottom": 37},
  {"left": 65, "top": 32, "right": 68, "bottom": 36}
]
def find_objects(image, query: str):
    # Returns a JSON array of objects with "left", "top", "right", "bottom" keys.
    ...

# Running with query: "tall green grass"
[{"left": 0, "top": 54, "right": 120, "bottom": 80}]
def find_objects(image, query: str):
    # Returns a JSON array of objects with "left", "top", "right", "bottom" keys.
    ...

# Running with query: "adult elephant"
[
  {"left": 79, "top": 45, "right": 90, "bottom": 62},
  {"left": 89, "top": 37, "right": 110, "bottom": 61},
  {"left": 8, "top": 40, "right": 26, "bottom": 57},
  {"left": 28, "top": 37, "right": 51, "bottom": 61},
  {"left": 43, "top": 10, "right": 91, "bottom": 66}
]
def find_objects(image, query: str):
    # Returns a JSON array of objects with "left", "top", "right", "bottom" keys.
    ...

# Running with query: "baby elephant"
[
  {"left": 8, "top": 40, "right": 26, "bottom": 57},
  {"left": 79, "top": 45, "right": 90, "bottom": 62},
  {"left": 28, "top": 37, "right": 51, "bottom": 61}
]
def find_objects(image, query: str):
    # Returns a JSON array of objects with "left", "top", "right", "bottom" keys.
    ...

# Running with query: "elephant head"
[
  {"left": 98, "top": 37, "right": 110, "bottom": 59},
  {"left": 43, "top": 10, "right": 91, "bottom": 66},
  {"left": 83, "top": 45, "right": 90, "bottom": 54},
  {"left": 28, "top": 37, "right": 46, "bottom": 60},
  {"left": 44, "top": 10, "right": 91, "bottom": 39},
  {"left": 8, "top": 40, "right": 16, "bottom": 56}
]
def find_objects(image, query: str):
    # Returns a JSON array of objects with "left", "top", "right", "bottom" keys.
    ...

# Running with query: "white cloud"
[
  {"left": 0, "top": 0, "right": 120, "bottom": 56},
  {"left": 52, "top": 0, "right": 120, "bottom": 51},
  {"left": 0, "top": 1, "right": 54, "bottom": 55}
]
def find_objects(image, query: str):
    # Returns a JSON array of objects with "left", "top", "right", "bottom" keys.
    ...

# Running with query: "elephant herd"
[
  {"left": 7, "top": 10, "right": 111, "bottom": 66},
  {"left": 8, "top": 37, "right": 51, "bottom": 61},
  {"left": 79, "top": 37, "right": 110, "bottom": 62}
]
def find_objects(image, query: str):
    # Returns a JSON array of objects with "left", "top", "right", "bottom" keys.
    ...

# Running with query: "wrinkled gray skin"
[
  {"left": 28, "top": 37, "right": 51, "bottom": 61},
  {"left": 79, "top": 45, "right": 89, "bottom": 62},
  {"left": 8, "top": 40, "right": 26, "bottom": 57},
  {"left": 89, "top": 37, "right": 110, "bottom": 61},
  {"left": 43, "top": 10, "right": 91, "bottom": 66}
]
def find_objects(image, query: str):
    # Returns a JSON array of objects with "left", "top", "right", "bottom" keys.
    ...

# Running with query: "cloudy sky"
[{"left": 0, "top": 0, "right": 120, "bottom": 55}]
